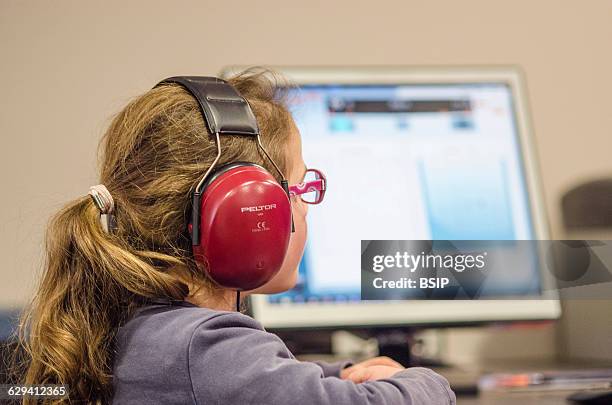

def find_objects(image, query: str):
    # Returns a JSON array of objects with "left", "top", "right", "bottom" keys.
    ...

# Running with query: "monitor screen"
[{"left": 268, "top": 82, "right": 538, "bottom": 305}]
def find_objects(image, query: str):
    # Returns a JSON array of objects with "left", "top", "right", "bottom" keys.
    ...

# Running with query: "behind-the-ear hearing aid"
[{"left": 154, "top": 76, "right": 294, "bottom": 295}]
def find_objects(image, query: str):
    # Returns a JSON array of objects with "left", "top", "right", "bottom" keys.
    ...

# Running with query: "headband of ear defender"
[{"left": 154, "top": 76, "right": 293, "bottom": 291}]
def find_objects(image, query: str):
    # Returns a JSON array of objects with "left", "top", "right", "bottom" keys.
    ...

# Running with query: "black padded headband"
[{"left": 155, "top": 76, "right": 259, "bottom": 136}]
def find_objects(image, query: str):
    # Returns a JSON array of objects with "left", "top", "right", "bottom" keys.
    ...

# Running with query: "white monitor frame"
[{"left": 221, "top": 66, "right": 561, "bottom": 329}]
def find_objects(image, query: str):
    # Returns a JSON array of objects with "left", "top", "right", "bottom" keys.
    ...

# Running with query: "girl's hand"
[
  {"left": 343, "top": 365, "right": 405, "bottom": 383},
  {"left": 340, "top": 356, "right": 404, "bottom": 382}
]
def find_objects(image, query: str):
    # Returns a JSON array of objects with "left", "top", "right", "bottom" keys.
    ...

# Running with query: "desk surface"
[
  {"left": 432, "top": 359, "right": 612, "bottom": 405},
  {"left": 457, "top": 390, "right": 580, "bottom": 404}
]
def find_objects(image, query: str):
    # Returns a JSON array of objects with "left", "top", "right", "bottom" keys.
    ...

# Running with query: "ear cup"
[{"left": 190, "top": 163, "right": 292, "bottom": 290}]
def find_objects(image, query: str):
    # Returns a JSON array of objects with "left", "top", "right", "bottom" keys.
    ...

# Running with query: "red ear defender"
[
  {"left": 154, "top": 76, "right": 295, "bottom": 296},
  {"left": 190, "top": 163, "right": 292, "bottom": 290}
]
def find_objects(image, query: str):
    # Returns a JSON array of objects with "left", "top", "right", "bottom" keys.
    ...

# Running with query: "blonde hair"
[{"left": 12, "top": 69, "right": 294, "bottom": 403}]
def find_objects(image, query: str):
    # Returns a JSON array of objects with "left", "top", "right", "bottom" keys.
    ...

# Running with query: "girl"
[{"left": 15, "top": 69, "right": 455, "bottom": 404}]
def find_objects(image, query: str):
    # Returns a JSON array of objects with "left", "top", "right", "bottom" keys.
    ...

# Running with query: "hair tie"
[
  {"left": 88, "top": 184, "right": 116, "bottom": 232},
  {"left": 88, "top": 184, "right": 114, "bottom": 214}
]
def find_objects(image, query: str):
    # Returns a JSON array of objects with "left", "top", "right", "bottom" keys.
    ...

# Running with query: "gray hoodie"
[{"left": 112, "top": 301, "right": 456, "bottom": 405}]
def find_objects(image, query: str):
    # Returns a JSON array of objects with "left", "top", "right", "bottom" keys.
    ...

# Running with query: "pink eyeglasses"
[{"left": 288, "top": 168, "right": 326, "bottom": 204}]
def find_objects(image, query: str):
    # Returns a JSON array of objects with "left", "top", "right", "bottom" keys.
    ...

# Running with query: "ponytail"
[{"left": 17, "top": 195, "right": 188, "bottom": 403}]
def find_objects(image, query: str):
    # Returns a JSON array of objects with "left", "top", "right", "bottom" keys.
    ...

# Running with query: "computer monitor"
[{"left": 221, "top": 66, "right": 561, "bottom": 329}]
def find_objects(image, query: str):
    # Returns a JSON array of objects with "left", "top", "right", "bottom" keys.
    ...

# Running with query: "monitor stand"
[{"left": 372, "top": 329, "right": 448, "bottom": 368}]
